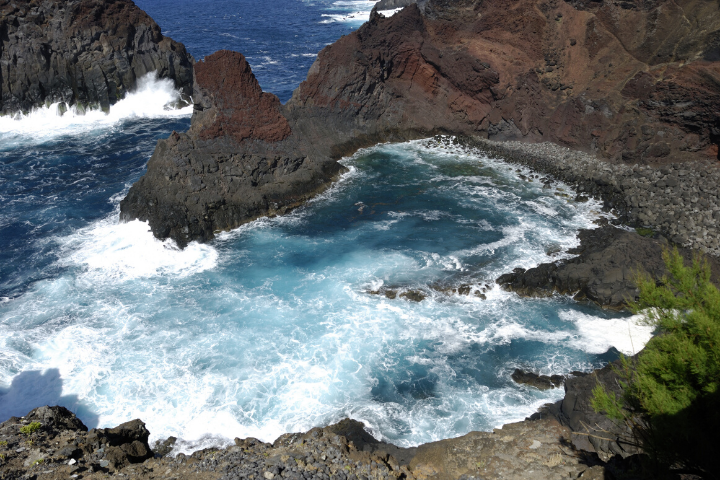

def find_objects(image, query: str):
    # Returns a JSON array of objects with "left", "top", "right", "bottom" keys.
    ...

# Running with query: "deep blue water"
[
  {"left": 0, "top": 0, "right": 650, "bottom": 452},
  {"left": 136, "top": 0, "right": 381, "bottom": 102}
]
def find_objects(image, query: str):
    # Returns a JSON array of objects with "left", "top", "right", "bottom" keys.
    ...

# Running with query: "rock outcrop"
[
  {"left": 0, "top": 406, "right": 154, "bottom": 477},
  {"left": 496, "top": 224, "right": 720, "bottom": 309},
  {"left": 0, "top": 405, "right": 641, "bottom": 480},
  {"left": 537, "top": 359, "right": 642, "bottom": 463},
  {"left": 0, "top": 0, "right": 194, "bottom": 115},
  {"left": 120, "top": 0, "right": 720, "bottom": 247},
  {"left": 120, "top": 50, "right": 345, "bottom": 247},
  {"left": 511, "top": 369, "right": 565, "bottom": 391}
]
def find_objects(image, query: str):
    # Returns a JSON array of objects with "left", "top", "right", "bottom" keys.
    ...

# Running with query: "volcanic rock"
[
  {"left": 0, "top": 405, "right": 638, "bottom": 480},
  {"left": 511, "top": 369, "right": 564, "bottom": 390},
  {"left": 539, "top": 359, "right": 641, "bottom": 462},
  {"left": 497, "top": 225, "right": 720, "bottom": 309},
  {"left": 120, "top": 50, "right": 345, "bottom": 247},
  {"left": 374, "top": 0, "right": 417, "bottom": 12},
  {"left": 120, "top": 0, "right": 720, "bottom": 247},
  {"left": 0, "top": 0, "right": 194, "bottom": 115}
]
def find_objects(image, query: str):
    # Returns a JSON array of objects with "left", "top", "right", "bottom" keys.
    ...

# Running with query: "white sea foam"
[
  {"left": 561, "top": 311, "right": 655, "bottom": 355},
  {"left": 57, "top": 217, "right": 218, "bottom": 281},
  {"left": 0, "top": 138, "right": 643, "bottom": 452},
  {"left": 0, "top": 73, "right": 192, "bottom": 145},
  {"left": 320, "top": 0, "right": 402, "bottom": 24}
]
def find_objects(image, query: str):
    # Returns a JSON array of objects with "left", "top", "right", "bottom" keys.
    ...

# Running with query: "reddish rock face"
[
  {"left": 289, "top": 0, "right": 720, "bottom": 164},
  {"left": 192, "top": 50, "right": 291, "bottom": 144}
]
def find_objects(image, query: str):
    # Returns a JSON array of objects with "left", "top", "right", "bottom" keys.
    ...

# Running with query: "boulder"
[{"left": 511, "top": 369, "right": 564, "bottom": 390}]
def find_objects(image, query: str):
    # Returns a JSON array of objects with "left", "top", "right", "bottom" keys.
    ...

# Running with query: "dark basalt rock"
[
  {"left": 497, "top": 225, "right": 720, "bottom": 309},
  {"left": 511, "top": 369, "right": 564, "bottom": 390},
  {"left": 537, "top": 359, "right": 641, "bottom": 462},
  {"left": 119, "top": 50, "right": 346, "bottom": 248},
  {"left": 0, "top": 0, "right": 194, "bottom": 115},
  {"left": 6, "top": 406, "right": 88, "bottom": 435},
  {"left": 83, "top": 419, "right": 153, "bottom": 468},
  {"left": 0, "top": 401, "right": 646, "bottom": 479},
  {"left": 374, "top": 0, "right": 417, "bottom": 11}
]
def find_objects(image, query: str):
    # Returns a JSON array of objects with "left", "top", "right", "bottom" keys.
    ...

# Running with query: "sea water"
[{"left": 0, "top": 0, "right": 651, "bottom": 453}]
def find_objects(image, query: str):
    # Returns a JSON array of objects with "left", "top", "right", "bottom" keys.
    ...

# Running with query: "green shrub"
[
  {"left": 635, "top": 227, "right": 655, "bottom": 237},
  {"left": 592, "top": 248, "right": 720, "bottom": 478},
  {"left": 19, "top": 422, "right": 41, "bottom": 435}
]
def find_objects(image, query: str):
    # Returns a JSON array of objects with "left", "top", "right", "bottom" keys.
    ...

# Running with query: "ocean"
[{"left": 0, "top": 0, "right": 651, "bottom": 453}]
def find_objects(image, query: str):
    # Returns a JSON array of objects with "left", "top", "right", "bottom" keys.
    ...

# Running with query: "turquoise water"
[{"left": 0, "top": 0, "right": 652, "bottom": 454}]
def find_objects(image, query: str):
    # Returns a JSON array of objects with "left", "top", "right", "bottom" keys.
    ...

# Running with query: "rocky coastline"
[
  {"left": 0, "top": 374, "right": 642, "bottom": 480},
  {"left": 3, "top": 0, "right": 720, "bottom": 478},
  {"left": 120, "top": 0, "right": 720, "bottom": 248},
  {"left": 0, "top": 0, "right": 194, "bottom": 115},
  {"left": 468, "top": 138, "right": 720, "bottom": 258}
]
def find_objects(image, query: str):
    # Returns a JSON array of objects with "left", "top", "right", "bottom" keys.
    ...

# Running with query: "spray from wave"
[
  {"left": 320, "top": 0, "right": 402, "bottom": 24},
  {"left": 0, "top": 73, "right": 192, "bottom": 145}
]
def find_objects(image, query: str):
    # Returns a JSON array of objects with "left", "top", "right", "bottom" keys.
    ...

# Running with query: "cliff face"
[
  {"left": 119, "top": 50, "right": 345, "bottom": 247},
  {"left": 120, "top": 0, "right": 720, "bottom": 247},
  {"left": 290, "top": 0, "right": 720, "bottom": 163},
  {"left": 0, "top": 0, "right": 194, "bottom": 115}
]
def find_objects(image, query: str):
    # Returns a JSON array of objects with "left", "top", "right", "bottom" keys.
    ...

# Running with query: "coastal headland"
[
  {"left": 2, "top": 0, "right": 720, "bottom": 478},
  {"left": 119, "top": 0, "right": 720, "bottom": 252}
]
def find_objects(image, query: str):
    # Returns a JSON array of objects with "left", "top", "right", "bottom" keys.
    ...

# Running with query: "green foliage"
[
  {"left": 635, "top": 227, "right": 655, "bottom": 237},
  {"left": 592, "top": 248, "right": 720, "bottom": 477},
  {"left": 19, "top": 422, "right": 41, "bottom": 435},
  {"left": 0, "top": 440, "right": 7, "bottom": 446}
]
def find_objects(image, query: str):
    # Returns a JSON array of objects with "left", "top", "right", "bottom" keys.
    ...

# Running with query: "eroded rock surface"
[
  {"left": 120, "top": 50, "right": 345, "bottom": 247},
  {"left": 538, "top": 359, "right": 642, "bottom": 463},
  {"left": 0, "top": 0, "right": 194, "bottom": 114},
  {"left": 511, "top": 369, "right": 564, "bottom": 391}
]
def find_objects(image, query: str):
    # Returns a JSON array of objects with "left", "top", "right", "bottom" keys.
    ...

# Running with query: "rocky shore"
[
  {"left": 0, "top": 0, "right": 194, "bottom": 115},
  {"left": 0, "top": 388, "right": 642, "bottom": 480},
  {"left": 468, "top": 138, "right": 720, "bottom": 258}
]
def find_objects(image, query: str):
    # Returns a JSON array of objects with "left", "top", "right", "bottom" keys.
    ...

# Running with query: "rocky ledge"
[
  {"left": 0, "top": 0, "right": 194, "bottom": 115},
  {"left": 497, "top": 223, "right": 720, "bottom": 309},
  {"left": 0, "top": 380, "right": 643, "bottom": 480},
  {"left": 120, "top": 0, "right": 720, "bottom": 248}
]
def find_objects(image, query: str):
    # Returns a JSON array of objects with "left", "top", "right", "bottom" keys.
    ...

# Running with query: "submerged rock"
[
  {"left": 400, "top": 290, "right": 426, "bottom": 302},
  {"left": 511, "top": 369, "right": 564, "bottom": 390},
  {"left": 0, "top": 0, "right": 194, "bottom": 115}
]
